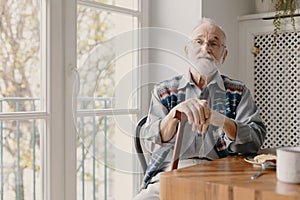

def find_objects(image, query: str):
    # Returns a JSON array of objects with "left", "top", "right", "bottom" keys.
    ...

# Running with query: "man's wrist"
[
  {"left": 223, "top": 117, "right": 237, "bottom": 141},
  {"left": 210, "top": 110, "right": 225, "bottom": 128},
  {"left": 160, "top": 112, "right": 179, "bottom": 142}
]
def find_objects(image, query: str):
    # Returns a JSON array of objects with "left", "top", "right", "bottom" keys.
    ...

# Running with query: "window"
[
  {"left": 0, "top": 1, "right": 45, "bottom": 199},
  {"left": 0, "top": 0, "right": 146, "bottom": 199},
  {"left": 0, "top": 0, "right": 68, "bottom": 199},
  {"left": 76, "top": 0, "right": 144, "bottom": 199}
]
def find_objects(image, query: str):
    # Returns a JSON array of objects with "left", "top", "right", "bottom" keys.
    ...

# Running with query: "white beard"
[{"left": 188, "top": 53, "right": 221, "bottom": 77}]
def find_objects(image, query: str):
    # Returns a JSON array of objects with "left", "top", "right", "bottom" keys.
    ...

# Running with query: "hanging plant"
[{"left": 272, "top": 0, "right": 298, "bottom": 42}]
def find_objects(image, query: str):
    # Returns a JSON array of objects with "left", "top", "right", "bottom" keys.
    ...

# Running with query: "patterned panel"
[{"left": 253, "top": 31, "right": 300, "bottom": 148}]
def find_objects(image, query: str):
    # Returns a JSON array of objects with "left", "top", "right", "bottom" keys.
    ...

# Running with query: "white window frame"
[
  {"left": 46, "top": 0, "right": 76, "bottom": 199},
  {"left": 47, "top": 0, "right": 149, "bottom": 199},
  {"left": 0, "top": 0, "right": 68, "bottom": 199},
  {"left": 0, "top": 0, "right": 148, "bottom": 199},
  {"left": 75, "top": 1, "right": 149, "bottom": 199}
]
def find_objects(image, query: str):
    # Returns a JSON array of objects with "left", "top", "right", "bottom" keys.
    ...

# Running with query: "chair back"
[{"left": 134, "top": 116, "right": 148, "bottom": 174}]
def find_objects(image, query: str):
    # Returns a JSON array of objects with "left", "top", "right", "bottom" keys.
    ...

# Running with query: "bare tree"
[
  {"left": 0, "top": 0, "right": 40, "bottom": 199},
  {"left": 0, "top": 1, "right": 114, "bottom": 199}
]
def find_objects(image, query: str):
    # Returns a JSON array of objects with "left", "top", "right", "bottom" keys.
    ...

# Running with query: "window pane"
[
  {"left": 0, "top": 1, "right": 44, "bottom": 113},
  {"left": 0, "top": 119, "right": 43, "bottom": 200},
  {"left": 77, "top": 5, "right": 138, "bottom": 110},
  {"left": 87, "top": 0, "right": 138, "bottom": 11},
  {"left": 76, "top": 115, "right": 136, "bottom": 200}
]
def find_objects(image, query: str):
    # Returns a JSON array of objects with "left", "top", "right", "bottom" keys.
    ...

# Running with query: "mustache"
[{"left": 196, "top": 53, "right": 214, "bottom": 61}]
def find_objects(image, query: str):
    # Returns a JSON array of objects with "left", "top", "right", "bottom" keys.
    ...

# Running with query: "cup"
[{"left": 276, "top": 147, "right": 300, "bottom": 184}]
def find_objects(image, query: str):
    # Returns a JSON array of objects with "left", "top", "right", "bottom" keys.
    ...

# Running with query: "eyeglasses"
[{"left": 190, "top": 39, "right": 226, "bottom": 51}]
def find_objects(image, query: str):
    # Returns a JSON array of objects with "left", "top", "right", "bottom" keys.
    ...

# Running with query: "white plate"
[{"left": 244, "top": 156, "right": 276, "bottom": 168}]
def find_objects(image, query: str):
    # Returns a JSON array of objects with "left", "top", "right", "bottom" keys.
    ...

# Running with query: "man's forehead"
[{"left": 191, "top": 23, "right": 224, "bottom": 40}]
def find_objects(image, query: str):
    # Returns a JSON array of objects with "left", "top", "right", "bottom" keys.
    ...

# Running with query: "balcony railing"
[
  {"left": 77, "top": 97, "right": 114, "bottom": 200},
  {"left": 0, "top": 98, "right": 39, "bottom": 200},
  {"left": 0, "top": 97, "right": 115, "bottom": 200}
]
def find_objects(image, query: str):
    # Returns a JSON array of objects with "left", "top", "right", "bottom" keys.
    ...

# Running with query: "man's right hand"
[
  {"left": 175, "top": 99, "right": 210, "bottom": 133},
  {"left": 160, "top": 99, "right": 211, "bottom": 142}
]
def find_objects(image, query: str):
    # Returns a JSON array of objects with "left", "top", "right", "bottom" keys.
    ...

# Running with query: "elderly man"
[{"left": 134, "top": 18, "right": 266, "bottom": 200}]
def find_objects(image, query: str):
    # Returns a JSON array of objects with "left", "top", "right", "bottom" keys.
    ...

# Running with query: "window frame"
[
  {"left": 74, "top": 1, "right": 149, "bottom": 198},
  {"left": 46, "top": 0, "right": 74, "bottom": 199},
  {"left": 0, "top": 0, "right": 148, "bottom": 199}
]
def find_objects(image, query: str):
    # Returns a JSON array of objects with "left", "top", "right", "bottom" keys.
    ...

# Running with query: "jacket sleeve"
[
  {"left": 140, "top": 86, "right": 176, "bottom": 154},
  {"left": 227, "top": 87, "right": 267, "bottom": 154}
]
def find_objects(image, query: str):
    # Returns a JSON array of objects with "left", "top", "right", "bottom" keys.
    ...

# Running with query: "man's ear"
[
  {"left": 184, "top": 45, "right": 188, "bottom": 55},
  {"left": 221, "top": 49, "right": 228, "bottom": 64}
]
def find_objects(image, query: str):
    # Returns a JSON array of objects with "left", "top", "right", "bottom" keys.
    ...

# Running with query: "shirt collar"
[
  {"left": 178, "top": 70, "right": 225, "bottom": 91},
  {"left": 209, "top": 71, "right": 226, "bottom": 91}
]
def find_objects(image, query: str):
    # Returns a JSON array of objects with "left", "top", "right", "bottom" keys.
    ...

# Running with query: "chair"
[
  {"left": 134, "top": 116, "right": 148, "bottom": 174},
  {"left": 134, "top": 111, "right": 187, "bottom": 174}
]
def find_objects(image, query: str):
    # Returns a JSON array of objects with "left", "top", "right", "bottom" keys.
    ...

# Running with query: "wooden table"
[{"left": 160, "top": 156, "right": 300, "bottom": 200}]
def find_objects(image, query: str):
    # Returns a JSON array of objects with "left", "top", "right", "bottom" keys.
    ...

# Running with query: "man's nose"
[{"left": 200, "top": 42, "right": 212, "bottom": 53}]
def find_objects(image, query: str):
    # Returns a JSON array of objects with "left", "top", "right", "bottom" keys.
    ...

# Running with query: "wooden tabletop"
[{"left": 160, "top": 156, "right": 300, "bottom": 200}]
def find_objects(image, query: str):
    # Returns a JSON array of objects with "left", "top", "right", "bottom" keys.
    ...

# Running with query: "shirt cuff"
[
  {"left": 234, "top": 121, "right": 253, "bottom": 144},
  {"left": 143, "top": 119, "right": 175, "bottom": 153}
]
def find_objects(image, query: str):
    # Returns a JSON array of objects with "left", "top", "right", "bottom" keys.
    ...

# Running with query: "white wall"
[
  {"left": 147, "top": 0, "right": 201, "bottom": 83},
  {"left": 148, "top": 0, "right": 256, "bottom": 82},
  {"left": 202, "top": 0, "right": 255, "bottom": 79}
]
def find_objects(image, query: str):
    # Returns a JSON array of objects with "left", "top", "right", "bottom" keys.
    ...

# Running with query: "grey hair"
[{"left": 191, "top": 18, "right": 227, "bottom": 46}]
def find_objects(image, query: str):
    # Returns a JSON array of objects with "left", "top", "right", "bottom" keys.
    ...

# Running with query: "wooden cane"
[{"left": 171, "top": 110, "right": 187, "bottom": 170}]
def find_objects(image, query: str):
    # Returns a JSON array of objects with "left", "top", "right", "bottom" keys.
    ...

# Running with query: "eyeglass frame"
[{"left": 188, "top": 38, "right": 226, "bottom": 51}]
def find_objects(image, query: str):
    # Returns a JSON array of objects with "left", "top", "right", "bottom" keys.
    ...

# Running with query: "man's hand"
[
  {"left": 160, "top": 98, "right": 237, "bottom": 142},
  {"left": 175, "top": 99, "right": 210, "bottom": 133},
  {"left": 160, "top": 99, "right": 211, "bottom": 142}
]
